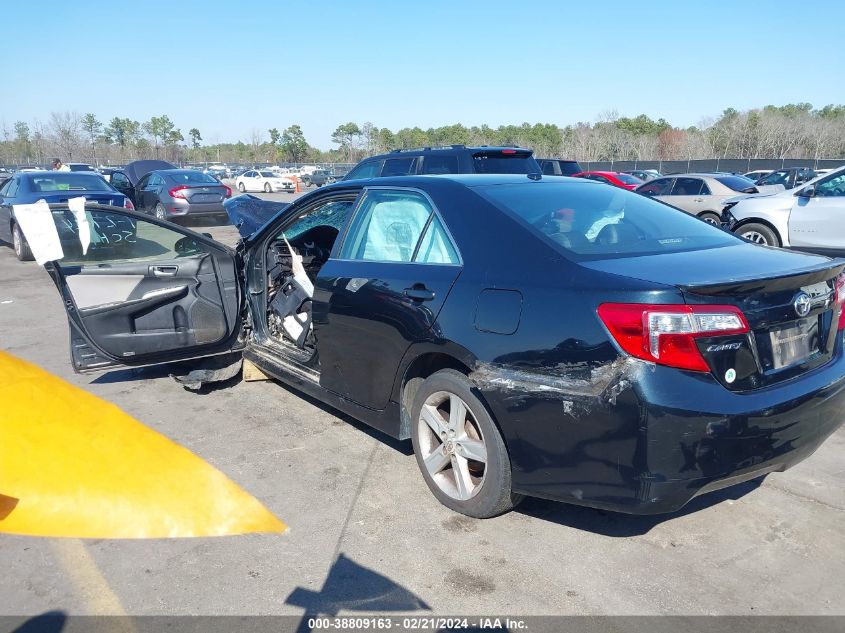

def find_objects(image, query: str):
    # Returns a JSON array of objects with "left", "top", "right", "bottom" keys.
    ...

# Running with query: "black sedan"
[{"left": 37, "top": 175, "right": 845, "bottom": 517}]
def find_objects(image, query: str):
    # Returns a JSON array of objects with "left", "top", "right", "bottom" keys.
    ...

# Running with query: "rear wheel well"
[{"left": 399, "top": 353, "right": 471, "bottom": 439}]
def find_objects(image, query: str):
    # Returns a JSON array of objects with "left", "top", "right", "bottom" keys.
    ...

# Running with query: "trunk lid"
[
  {"left": 181, "top": 185, "right": 227, "bottom": 204},
  {"left": 584, "top": 244, "right": 845, "bottom": 390}
]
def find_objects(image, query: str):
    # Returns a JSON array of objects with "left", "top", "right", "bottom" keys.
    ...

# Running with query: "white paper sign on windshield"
[
  {"left": 12, "top": 200, "right": 64, "bottom": 264},
  {"left": 68, "top": 196, "right": 91, "bottom": 255}
]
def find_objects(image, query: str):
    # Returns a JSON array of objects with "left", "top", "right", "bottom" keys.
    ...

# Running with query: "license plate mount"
[{"left": 770, "top": 316, "right": 820, "bottom": 370}]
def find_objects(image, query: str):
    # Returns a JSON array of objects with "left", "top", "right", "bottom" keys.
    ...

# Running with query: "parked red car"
[{"left": 572, "top": 171, "right": 644, "bottom": 190}]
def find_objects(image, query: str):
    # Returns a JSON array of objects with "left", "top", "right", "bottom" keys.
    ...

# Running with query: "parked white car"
[
  {"left": 722, "top": 166, "right": 845, "bottom": 256},
  {"left": 235, "top": 170, "right": 295, "bottom": 193}
]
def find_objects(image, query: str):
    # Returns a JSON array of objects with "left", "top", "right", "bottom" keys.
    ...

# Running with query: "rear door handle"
[
  {"left": 403, "top": 286, "right": 435, "bottom": 302},
  {"left": 151, "top": 265, "right": 178, "bottom": 277}
]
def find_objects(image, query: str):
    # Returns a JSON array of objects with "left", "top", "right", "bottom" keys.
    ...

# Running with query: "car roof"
[
  {"left": 366, "top": 146, "right": 533, "bottom": 159},
  {"left": 337, "top": 173, "right": 594, "bottom": 189}
]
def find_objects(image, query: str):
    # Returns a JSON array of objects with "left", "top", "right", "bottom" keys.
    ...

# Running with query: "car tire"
[
  {"left": 410, "top": 369, "right": 522, "bottom": 518},
  {"left": 12, "top": 222, "right": 34, "bottom": 261},
  {"left": 238, "top": 182, "right": 246, "bottom": 193},
  {"left": 154, "top": 203, "right": 168, "bottom": 222},
  {"left": 698, "top": 212, "right": 721, "bottom": 225},
  {"left": 264, "top": 183, "right": 271, "bottom": 193},
  {"left": 736, "top": 222, "right": 781, "bottom": 247}
]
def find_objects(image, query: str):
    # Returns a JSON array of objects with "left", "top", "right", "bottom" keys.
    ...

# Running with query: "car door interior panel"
[{"left": 62, "top": 254, "right": 229, "bottom": 361}]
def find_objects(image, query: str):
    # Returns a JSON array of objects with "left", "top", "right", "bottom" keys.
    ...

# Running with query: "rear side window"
[
  {"left": 421, "top": 154, "right": 460, "bottom": 175},
  {"left": 381, "top": 157, "right": 417, "bottom": 177},
  {"left": 340, "top": 189, "right": 458, "bottom": 264},
  {"left": 476, "top": 182, "right": 737, "bottom": 260},
  {"left": 472, "top": 151, "right": 538, "bottom": 174},
  {"left": 670, "top": 178, "right": 704, "bottom": 196},
  {"left": 345, "top": 159, "right": 383, "bottom": 181}
]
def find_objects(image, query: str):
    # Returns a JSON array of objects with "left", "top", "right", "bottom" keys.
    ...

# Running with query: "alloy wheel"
[
  {"left": 742, "top": 230, "right": 769, "bottom": 245},
  {"left": 155, "top": 204, "right": 167, "bottom": 221},
  {"left": 13, "top": 226, "right": 21, "bottom": 258},
  {"left": 417, "top": 391, "right": 487, "bottom": 501}
]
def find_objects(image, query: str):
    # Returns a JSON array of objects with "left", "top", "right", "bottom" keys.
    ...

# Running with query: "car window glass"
[
  {"left": 637, "top": 178, "right": 673, "bottom": 196},
  {"left": 1, "top": 178, "right": 17, "bottom": 197},
  {"left": 541, "top": 161, "right": 559, "bottom": 175},
  {"left": 111, "top": 172, "right": 130, "bottom": 188},
  {"left": 345, "top": 160, "right": 383, "bottom": 180},
  {"left": 49, "top": 208, "right": 208, "bottom": 266},
  {"left": 700, "top": 181, "right": 711, "bottom": 195},
  {"left": 340, "top": 189, "right": 432, "bottom": 262},
  {"left": 671, "top": 178, "right": 704, "bottom": 196},
  {"left": 169, "top": 171, "right": 218, "bottom": 184},
  {"left": 759, "top": 170, "right": 788, "bottom": 186},
  {"left": 29, "top": 174, "right": 113, "bottom": 193},
  {"left": 414, "top": 216, "right": 459, "bottom": 265},
  {"left": 476, "top": 182, "right": 738, "bottom": 260},
  {"left": 421, "top": 154, "right": 460, "bottom": 175},
  {"left": 278, "top": 198, "right": 357, "bottom": 242},
  {"left": 815, "top": 173, "right": 845, "bottom": 197},
  {"left": 381, "top": 157, "right": 417, "bottom": 177}
]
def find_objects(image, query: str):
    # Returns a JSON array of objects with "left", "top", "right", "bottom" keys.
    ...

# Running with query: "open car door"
[{"left": 41, "top": 204, "right": 243, "bottom": 372}]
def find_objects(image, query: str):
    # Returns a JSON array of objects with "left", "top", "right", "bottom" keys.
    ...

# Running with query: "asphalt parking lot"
[{"left": 1, "top": 190, "right": 844, "bottom": 618}]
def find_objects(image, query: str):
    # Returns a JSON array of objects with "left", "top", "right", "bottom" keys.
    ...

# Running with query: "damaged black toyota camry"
[{"left": 40, "top": 174, "right": 845, "bottom": 518}]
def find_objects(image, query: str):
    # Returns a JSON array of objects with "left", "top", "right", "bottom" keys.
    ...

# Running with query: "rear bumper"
[
  {"left": 483, "top": 347, "right": 845, "bottom": 514},
  {"left": 168, "top": 201, "right": 227, "bottom": 216}
]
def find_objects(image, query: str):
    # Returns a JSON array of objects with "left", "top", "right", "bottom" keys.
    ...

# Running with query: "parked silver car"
[
  {"left": 722, "top": 166, "right": 845, "bottom": 256},
  {"left": 635, "top": 173, "right": 758, "bottom": 224}
]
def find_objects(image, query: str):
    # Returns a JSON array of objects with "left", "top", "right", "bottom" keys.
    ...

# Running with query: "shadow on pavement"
[
  {"left": 10, "top": 611, "right": 67, "bottom": 633},
  {"left": 286, "top": 553, "right": 429, "bottom": 631}
]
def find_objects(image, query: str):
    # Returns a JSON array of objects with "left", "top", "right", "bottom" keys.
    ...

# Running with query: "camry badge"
[{"left": 793, "top": 292, "right": 812, "bottom": 317}]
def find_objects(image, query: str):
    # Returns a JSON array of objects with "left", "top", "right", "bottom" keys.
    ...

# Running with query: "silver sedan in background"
[{"left": 635, "top": 173, "right": 758, "bottom": 224}]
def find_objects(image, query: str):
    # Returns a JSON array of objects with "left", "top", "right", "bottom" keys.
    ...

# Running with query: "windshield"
[
  {"left": 472, "top": 152, "right": 540, "bottom": 174},
  {"left": 615, "top": 174, "right": 643, "bottom": 185},
  {"left": 29, "top": 173, "right": 113, "bottom": 192},
  {"left": 716, "top": 175, "right": 756, "bottom": 191},
  {"left": 169, "top": 171, "right": 219, "bottom": 184},
  {"left": 475, "top": 181, "right": 738, "bottom": 260},
  {"left": 260, "top": 171, "right": 276, "bottom": 178},
  {"left": 758, "top": 170, "right": 790, "bottom": 186}
]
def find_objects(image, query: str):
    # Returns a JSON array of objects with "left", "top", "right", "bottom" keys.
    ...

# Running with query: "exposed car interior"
[{"left": 263, "top": 198, "right": 357, "bottom": 360}]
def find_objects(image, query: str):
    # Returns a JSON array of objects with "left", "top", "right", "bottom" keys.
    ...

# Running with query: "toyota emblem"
[{"left": 793, "top": 292, "right": 812, "bottom": 317}]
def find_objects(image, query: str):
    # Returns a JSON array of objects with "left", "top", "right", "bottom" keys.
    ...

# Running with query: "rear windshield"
[
  {"left": 715, "top": 175, "right": 756, "bottom": 191},
  {"left": 615, "top": 173, "right": 643, "bottom": 185},
  {"left": 475, "top": 181, "right": 738, "bottom": 260},
  {"left": 28, "top": 173, "right": 112, "bottom": 192},
  {"left": 169, "top": 171, "right": 219, "bottom": 184},
  {"left": 472, "top": 152, "right": 539, "bottom": 174}
]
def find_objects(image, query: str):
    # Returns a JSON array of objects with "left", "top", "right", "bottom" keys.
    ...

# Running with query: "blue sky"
[{"left": 4, "top": 0, "right": 844, "bottom": 149}]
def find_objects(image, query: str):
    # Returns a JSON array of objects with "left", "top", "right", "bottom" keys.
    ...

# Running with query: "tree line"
[{"left": 2, "top": 103, "right": 844, "bottom": 167}]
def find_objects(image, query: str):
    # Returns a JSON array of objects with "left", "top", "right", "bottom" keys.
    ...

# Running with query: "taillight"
[
  {"left": 223, "top": 185, "right": 232, "bottom": 198},
  {"left": 835, "top": 274, "right": 845, "bottom": 331},
  {"left": 169, "top": 185, "right": 189, "bottom": 199},
  {"left": 597, "top": 303, "right": 749, "bottom": 372},
  {"left": 123, "top": 198, "right": 135, "bottom": 210}
]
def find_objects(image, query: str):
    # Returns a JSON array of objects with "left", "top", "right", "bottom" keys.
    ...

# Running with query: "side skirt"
[{"left": 243, "top": 345, "right": 404, "bottom": 440}]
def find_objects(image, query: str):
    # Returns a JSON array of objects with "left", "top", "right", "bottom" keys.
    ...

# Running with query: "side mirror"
[
  {"left": 799, "top": 185, "right": 816, "bottom": 198},
  {"left": 174, "top": 236, "right": 204, "bottom": 256}
]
